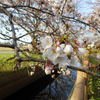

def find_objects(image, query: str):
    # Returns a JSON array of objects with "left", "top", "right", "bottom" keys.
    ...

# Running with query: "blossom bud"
[
  {"left": 52, "top": 70, "right": 55, "bottom": 73},
  {"left": 30, "top": 71, "right": 34, "bottom": 75},
  {"left": 94, "top": 65, "right": 97, "bottom": 68},
  {"left": 45, "top": 67, "right": 51, "bottom": 75},
  {"left": 57, "top": 71, "right": 61, "bottom": 74},
  {"left": 63, "top": 71, "right": 66, "bottom": 75},
  {"left": 56, "top": 40, "right": 60, "bottom": 46},
  {"left": 88, "top": 67, "right": 90, "bottom": 69},
  {"left": 51, "top": 74, "right": 55, "bottom": 78},
  {"left": 66, "top": 70, "right": 70, "bottom": 76}
]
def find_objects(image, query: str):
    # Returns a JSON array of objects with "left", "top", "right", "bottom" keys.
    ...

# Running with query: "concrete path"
[{"left": 0, "top": 51, "right": 14, "bottom": 54}]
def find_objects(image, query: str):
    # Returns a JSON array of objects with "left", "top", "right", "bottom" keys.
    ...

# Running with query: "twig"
[
  {"left": 2, "top": 5, "right": 100, "bottom": 33},
  {"left": 67, "top": 65, "right": 100, "bottom": 78}
]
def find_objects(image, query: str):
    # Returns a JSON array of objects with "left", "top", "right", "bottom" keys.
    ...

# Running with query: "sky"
[
  {"left": 78, "top": 1, "right": 92, "bottom": 15},
  {"left": 0, "top": 0, "right": 96, "bottom": 44}
]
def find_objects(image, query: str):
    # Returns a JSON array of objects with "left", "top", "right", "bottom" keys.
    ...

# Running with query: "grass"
[
  {"left": 0, "top": 53, "right": 15, "bottom": 72},
  {"left": 88, "top": 56, "right": 100, "bottom": 100},
  {"left": 84, "top": 49, "right": 100, "bottom": 100},
  {"left": 89, "top": 49, "right": 100, "bottom": 55},
  {"left": 88, "top": 75, "right": 100, "bottom": 100},
  {"left": 0, "top": 47, "right": 14, "bottom": 51},
  {"left": 89, "top": 56, "right": 99, "bottom": 66},
  {"left": 0, "top": 53, "right": 41, "bottom": 72}
]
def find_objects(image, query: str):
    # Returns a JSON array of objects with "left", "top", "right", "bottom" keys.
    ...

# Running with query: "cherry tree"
[{"left": 0, "top": 0, "right": 100, "bottom": 77}]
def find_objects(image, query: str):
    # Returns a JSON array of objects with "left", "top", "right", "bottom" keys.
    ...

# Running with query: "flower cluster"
[{"left": 40, "top": 36, "right": 87, "bottom": 75}]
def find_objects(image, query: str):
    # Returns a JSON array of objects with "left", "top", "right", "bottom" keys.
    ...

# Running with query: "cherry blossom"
[
  {"left": 64, "top": 44, "right": 73, "bottom": 55},
  {"left": 53, "top": 54, "right": 70, "bottom": 68},
  {"left": 45, "top": 60, "right": 53, "bottom": 75},
  {"left": 78, "top": 48, "right": 87, "bottom": 56},
  {"left": 40, "top": 36, "right": 90, "bottom": 75},
  {"left": 44, "top": 47, "right": 60, "bottom": 61},
  {"left": 40, "top": 36, "right": 53, "bottom": 49}
]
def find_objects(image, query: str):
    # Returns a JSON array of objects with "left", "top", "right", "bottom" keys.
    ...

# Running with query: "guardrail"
[
  {"left": 0, "top": 66, "right": 59, "bottom": 100},
  {"left": 68, "top": 67, "right": 88, "bottom": 100},
  {"left": 0, "top": 66, "right": 44, "bottom": 99}
]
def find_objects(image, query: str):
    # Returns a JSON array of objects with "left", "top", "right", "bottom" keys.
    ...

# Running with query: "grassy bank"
[
  {"left": 0, "top": 53, "right": 14, "bottom": 72},
  {"left": 89, "top": 49, "right": 100, "bottom": 56},
  {"left": 88, "top": 75, "right": 100, "bottom": 100},
  {"left": 0, "top": 53, "right": 41, "bottom": 72},
  {"left": 88, "top": 56, "right": 100, "bottom": 100}
]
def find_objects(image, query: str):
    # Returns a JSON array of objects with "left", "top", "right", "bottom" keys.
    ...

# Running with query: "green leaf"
[
  {"left": 64, "top": 33, "right": 70, "bottom": 39},
  {"left": 60, "top": 38, "right": 64, "bottom": 43}
]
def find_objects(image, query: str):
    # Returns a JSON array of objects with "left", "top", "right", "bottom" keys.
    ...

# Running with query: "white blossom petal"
[
  {"left": 40, "top": 37, "right": 44, "bottom": 42},
  {"left": 53, "top": 54, "right": 70, "bottom": 66},
  {"left": 40, "top": 36, "right": 53, "bottom": 49},
  {"left": 56, "top": 46, "right": 61, "bottom": 52},
  {"left": 78, "top": 48, "right": 87, "bottom": 56},
  {"left": 47, "top": 47, "right": 58, "bottom": 61},
  {"left": 42, "top": 49, "right": 48, "bottom": 58},
  {"left": 64, "top": 44, "right": 73, "bottom": 54},
  {"left": 60, "top": 44, "right": 65, "bottom": 49}
]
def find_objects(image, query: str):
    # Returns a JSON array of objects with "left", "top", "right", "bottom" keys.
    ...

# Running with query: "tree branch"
[
  {"left": 2, "top": 5, "right": 100, "bottom": 33},
  {"left": 17, "top": 57, "right": 100, "bottom": 78},
  {"left": 0, "top": 32, "right": 13, "bottom": 39},
  {"left": 0, "top": 44, "right": 14, "bottom": 48}
]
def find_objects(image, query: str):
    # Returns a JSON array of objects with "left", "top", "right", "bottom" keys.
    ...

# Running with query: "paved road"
[{"left": 0, "top": 51, "right": 14, "bottom": 54}]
